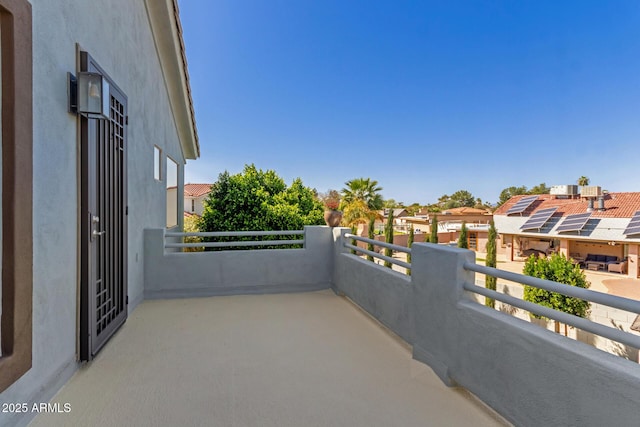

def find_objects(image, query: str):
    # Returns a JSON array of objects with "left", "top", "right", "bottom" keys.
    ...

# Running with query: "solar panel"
[
  {"left": 506, "top": 195, "right": 538, "bottom": 215},
  {"left": 556, "top": 212, "right": 592, "bottom": 233},
  {"left": 623, "top": 211, "right": 640, "bottom": 236},
  {"left": 520, "top": 207, "right": 558, "bottom": 231}
]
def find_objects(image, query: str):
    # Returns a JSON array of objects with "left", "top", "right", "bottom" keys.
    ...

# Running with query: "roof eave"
[{"left": 144, "top": 0, "right": 200, "bottom": 160}]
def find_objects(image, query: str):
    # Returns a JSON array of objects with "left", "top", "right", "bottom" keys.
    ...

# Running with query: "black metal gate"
[{"left": 80, "top": 52, "right": 128, "bottom": 361}]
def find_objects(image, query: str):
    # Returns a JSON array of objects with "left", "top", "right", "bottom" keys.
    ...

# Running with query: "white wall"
[{"left": 1, "top": 1, "right": 188, "bottom": 425}]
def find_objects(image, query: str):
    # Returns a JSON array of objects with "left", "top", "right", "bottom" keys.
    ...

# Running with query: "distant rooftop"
[
  {"left": 494, "top": 192, "right": 640, "bottom": 219},
  {"left": 184, "top": 183, "right": 212, "bottom": 197}
]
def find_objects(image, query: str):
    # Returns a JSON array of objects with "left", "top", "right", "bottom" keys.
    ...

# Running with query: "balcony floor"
[{"left": 32, "top": 290, "right": 507, "bottom": 427}]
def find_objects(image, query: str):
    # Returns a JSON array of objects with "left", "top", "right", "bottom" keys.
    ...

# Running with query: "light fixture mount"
[{"left": 68, "top": 71, "right": 110, "bottom": 120}]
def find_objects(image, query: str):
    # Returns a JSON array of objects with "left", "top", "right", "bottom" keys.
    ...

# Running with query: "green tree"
[
  {"left": 406, "top": 225, "right": 414, "bottom": 276},
  {"left": 457, "top": 221, "right": 468, "bottom": 249},
  {"left": 199, "top": 165, "right": 324, "bottom": 247},
  {"left": 367, "top": 217, "right": 375, "bottom": 262},
  {"left": 529, "top": 182, "right": 550, "bottom": 195},
  {"left": 183, "top": 214, "right": 204, "bottom": 252},
  {"left": 523, "top": 253, "right": 591, "bottom": 335},
  {"left": 429, "top": 215, "right": 439, "bottom": 243},
  {"left": 384, "top": 209, "right": 394, "bottom": 268},
  {"left": 447, "top": 190, "right": 476, "bottom": 209},
  {"left": 498, "top": 186, "right": 529, "bottom": 206},
  {"left": 577, "top": 176, "right": 590, "bottom": 186},
  {"left": 485, "top": 221, "right": 497, "bottom": 308},
  {"left": 340, "top": 177, "right": 384, "bottom": 226}
]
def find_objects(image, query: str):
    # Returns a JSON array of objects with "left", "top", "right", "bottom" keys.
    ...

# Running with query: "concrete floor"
[{"left": 31, "top": 290, "right": 507, "bottom": 427}]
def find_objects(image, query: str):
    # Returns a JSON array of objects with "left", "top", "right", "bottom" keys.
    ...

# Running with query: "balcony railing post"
[
  {"left": 410, "top": 243, "right": 475, "bottom": 386},
  {"left": 332, "top": 227, "right": 351, "bottom": 295}
]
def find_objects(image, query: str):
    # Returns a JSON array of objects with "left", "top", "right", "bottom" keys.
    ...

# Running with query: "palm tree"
[
  {"left": 577, "top": 176, "right": 590, "bottom": 186},
  {"left": 340, "top": 178, "right": 384, "bottom": 226}
]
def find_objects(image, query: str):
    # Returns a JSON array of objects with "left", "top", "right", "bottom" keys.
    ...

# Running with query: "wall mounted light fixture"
[{"left": 68, "top": 72, "right": 110, "bottom": 119}]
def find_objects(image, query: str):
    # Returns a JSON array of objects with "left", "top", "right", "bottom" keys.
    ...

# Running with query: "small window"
[
  {"left": 191, "top": 198, "right": 195, "bottom": 212},
  {"left": 153, "top": 146, "right": 161, "bottom": 181},
  {"left": 166, "top": 157, "right": 178, "bottom": 228}
]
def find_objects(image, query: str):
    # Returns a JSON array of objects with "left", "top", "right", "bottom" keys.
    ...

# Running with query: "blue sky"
[{"left": 178, "top": 0, "right": 640, "bottom": 205}]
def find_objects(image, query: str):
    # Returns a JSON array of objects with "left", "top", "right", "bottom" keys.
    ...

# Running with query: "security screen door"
[{"left": 79, "top": 51, "right": 128, "bottom": 361}]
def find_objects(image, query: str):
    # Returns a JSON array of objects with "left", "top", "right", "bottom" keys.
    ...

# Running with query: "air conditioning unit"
[
  {"left": 550, "top": 185, "right": 579, "bottom": 196},
  {"left": 580, "top": 186, "right": 602, "bottom": 197}
]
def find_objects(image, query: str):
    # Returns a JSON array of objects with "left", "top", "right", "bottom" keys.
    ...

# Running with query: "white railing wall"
[{"left": 144, "top": 226, "right": 333, "bottom": 298}]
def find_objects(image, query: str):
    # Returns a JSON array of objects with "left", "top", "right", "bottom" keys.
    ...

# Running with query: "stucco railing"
[
  {"left": 464, "top": 262, "right": 640, "bottom": 349},
  {"left": 144, "top": 226, "right": 333, "bottom": 298},
  {"left": 331, "top": 232, "right": 640, "bottom": 427},
  {"left": 343, "top": 233, "right": 411, "bottom": 271},
  {"left": 165, "top": 229, "right": 305, "bottom": 249}
]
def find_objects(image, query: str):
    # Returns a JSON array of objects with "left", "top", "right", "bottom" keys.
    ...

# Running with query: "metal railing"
[
  {"left": 165, "top": 230, "right": 305, "bottom": 249},
  {"left": 343, "top": 233, "right": 411, "bottom": 270},
  {"left": 463, "top": 262, "right": 640, "bottom": 350}
]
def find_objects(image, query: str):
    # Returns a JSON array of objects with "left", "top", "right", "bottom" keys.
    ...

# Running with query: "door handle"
[{"left": 92, "top": 230, "right": 106, "bottom": 237}]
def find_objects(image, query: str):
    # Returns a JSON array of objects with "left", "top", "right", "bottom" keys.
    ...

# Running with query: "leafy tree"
[
  {"left": 199, "top": 165, "right": 324, "bottom": 247},
  {"left": 447, "top": 190, "right": 476, "bottom": 209},
  {"left": 367, "top": 217, "right": 375, "bottom": 262},
  {"left": 406, "top": 203, "right": 422, "bottom": 216},
  {"left": 457, "top": 221, "right": 468, "bottom": 249},
  {"left": 183, "top": 214, "right": 204, "bottom": 252},
  {"left": 523, "top": 253, "right": 591, "bottom": 335},
  {"left": 340, "top": 178, "right": 384, "bottom": 226},
  {"left": 384, "top": 209, "right": 394, "bottom": 268},
  {"left": 429, "top": 215, "right": 439, "bottom": 243},
  {"left": 529, "top": 182, "right": 550, "bottom": 195},
  {"left": 498, "top": 186, "right": 529, "bottom": 206},
  {"left": 485, "top": 221, "right": 497, "bottom": 307},
  {"left": 406, "top": 225, "right": 414, "bottom": 276},
  {"left": 577, "top": 176, "right": 590, "bottom": 186}
]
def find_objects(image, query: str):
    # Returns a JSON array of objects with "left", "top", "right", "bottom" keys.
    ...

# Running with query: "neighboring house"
[
  {"left": 403, "top": 207, "right": 493, "bottom": 251},
  {"left": 494, "top": 189, "right": 640, "bottom": 278},
  {"left": 184, "top": 183, "right": 213, "bottom": 216},
  {"left": 373, "top": 208, "right": 410, "bottom": 233},
  {"left": 0, "top": 0, "right": 199, "bottom": 423}
]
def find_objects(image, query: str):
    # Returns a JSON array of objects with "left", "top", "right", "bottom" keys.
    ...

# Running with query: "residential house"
[
  {"left": 403, "top": 207, "right": 493, "bottom": 251},
  {"left": 494, "top": 189, "right": 640, "bottom": 278},
  {"left": 0, "top": 0, "right": 199, "bottom": 424},
  {"left": 184, "top": 183, "right": 212, "bottom": 216}
]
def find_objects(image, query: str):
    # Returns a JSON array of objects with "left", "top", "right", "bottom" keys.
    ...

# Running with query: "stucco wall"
[
  {"left": 144, "top": 226, "right": 334, "bottom": 298},
  {"left": 1, "top": 1, "right": 187, "bottom": 426},
  {"left": 332, "top": 253, "right": 413, "bottom": 343},
  {"left": 410, "top": 244, "right": 640, "bottom": 427}
]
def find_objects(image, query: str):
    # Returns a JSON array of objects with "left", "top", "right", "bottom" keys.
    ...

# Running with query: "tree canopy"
[
  {"left": 199, "top": 164, "right": 324, "bottom": 232},
  {"left": 498, "top": 183, "right": 550, "bottom": 206},
  {"left": 523, "top": 253, "right": 590, "bottom": 331},
  {"left": 340, "top": 177, "right": 384, "bottom": 225}
]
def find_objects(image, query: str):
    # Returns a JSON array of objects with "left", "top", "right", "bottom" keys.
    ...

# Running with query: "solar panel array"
[
  {"left": 623, "top": 211, "right": 640, "bottom": 236},
  {"left": 556, "top": 212, "right": 592, "bottom": 233},
  {"left": 506, "top": 195, "right": 538, "bottom": 215},
  {"left": 520, "top": 207, "right": 558, "bottom": 231}
]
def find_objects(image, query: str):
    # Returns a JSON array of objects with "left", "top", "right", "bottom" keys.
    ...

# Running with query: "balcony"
[
  {"left": 29, "top": 226, "right": 640, "bottom": 426},
  {"left": 30, "top": 290, "right": 504, "bottom": 427}
]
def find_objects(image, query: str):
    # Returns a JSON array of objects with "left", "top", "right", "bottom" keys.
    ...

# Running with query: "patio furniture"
[
  {"left": 608, "top": 260, "right": 628, "bottom": 274},
  {"left": 584, "top": 254, "right": 618, "bottom": 271}
]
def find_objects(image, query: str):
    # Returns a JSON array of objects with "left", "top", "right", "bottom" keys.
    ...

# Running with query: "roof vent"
[
  {"left": 580, "top": 186, "right": 602, "bottom": 198},
  {"left": 587, "top": 199, "right": 594, "bottom": 212},
  {"left": 550, "top": 185, "right": 579, "bottom": 196},
  {"left": 598, "top": 196, "right": 606, "bottom": 211}
]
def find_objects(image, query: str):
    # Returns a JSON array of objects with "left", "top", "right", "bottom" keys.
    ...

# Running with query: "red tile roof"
[
  {"left": 494, "top": 193, "right": 640, "bottom": 219},
  {"left": 184, "top": 183, "right": 212, "bottom": 198},
  {"left": 442, "top": 207, "right": 492, "bottom": 215}
]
